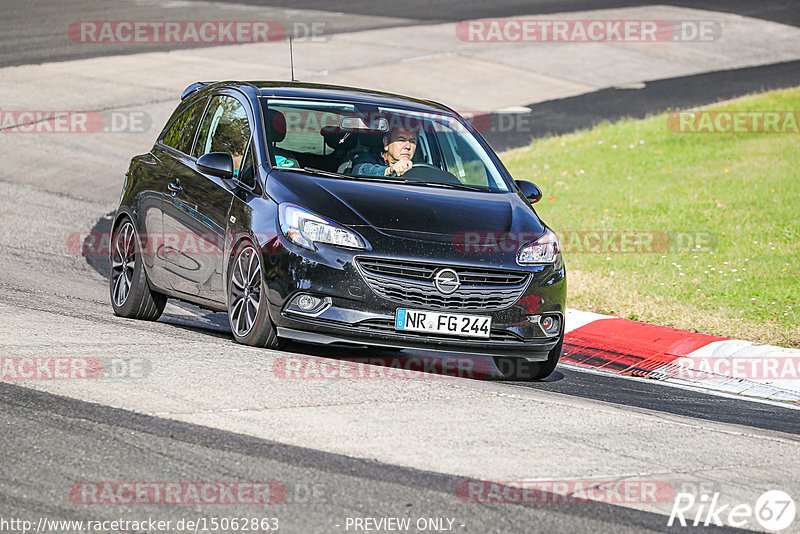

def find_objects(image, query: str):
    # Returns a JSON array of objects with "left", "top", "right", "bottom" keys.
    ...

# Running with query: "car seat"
[
  {"left": 266, "top": 109, "right": 300, "bottom": 168},
  {"left": 320, "top": 126, "right": 359, "bottom": 174}
]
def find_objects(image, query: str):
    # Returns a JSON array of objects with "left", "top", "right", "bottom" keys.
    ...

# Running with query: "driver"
[{"left": 351, "top": 127, "right": 418, "bottom": 177}]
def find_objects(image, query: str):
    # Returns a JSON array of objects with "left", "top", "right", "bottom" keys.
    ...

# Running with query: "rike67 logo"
[{"left": 669, "top": 490, "right": 796, "bottom": 531}]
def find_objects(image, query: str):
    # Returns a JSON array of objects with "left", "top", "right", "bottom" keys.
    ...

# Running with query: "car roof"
[{"left": 188, "top": 81, "right": 457, "bottom": 115}]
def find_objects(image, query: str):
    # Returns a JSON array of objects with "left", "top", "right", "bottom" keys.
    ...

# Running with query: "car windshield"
[{"left": 260, "top": 98, "right": 511, "bottom": 192}]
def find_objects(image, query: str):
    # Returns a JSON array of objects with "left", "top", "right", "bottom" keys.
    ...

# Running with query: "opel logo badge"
[{"left": 434, "top": 268, "right": 460, "bottom": 295}]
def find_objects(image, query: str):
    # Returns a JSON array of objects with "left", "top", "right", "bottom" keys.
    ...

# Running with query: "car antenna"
[{"left": 289, "top": 36, "right": 297, "bottom": 82}]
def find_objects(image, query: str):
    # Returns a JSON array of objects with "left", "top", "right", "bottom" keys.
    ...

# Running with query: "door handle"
[{"left": 168, "top": 181, "right": 182, "bottom": 194}]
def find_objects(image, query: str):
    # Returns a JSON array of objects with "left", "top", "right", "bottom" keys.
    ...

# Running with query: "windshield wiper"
[
  {"left": 302, "top": 167, "right": 352, "bottom": 179},
  {"left": 295, "top": 167, "right": 491, "bottom": 192},
  {"left": 279, "top": 166, "right": 352, "bottom": 180},
  {"left": 351, "top": 174, "right": 487, "bottom": 191},
  {"left": 411, "top": 181, "right": 488, "bottom": 192},
  {"left": 350, "top": 174, "right": 400, "bottom": 183}
]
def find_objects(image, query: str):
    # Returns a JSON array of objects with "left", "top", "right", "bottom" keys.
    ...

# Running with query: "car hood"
[{"left": 267, "top": 169, "right": 544, "bottom": 244}]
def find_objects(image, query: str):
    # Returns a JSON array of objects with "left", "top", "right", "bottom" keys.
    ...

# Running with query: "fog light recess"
[
  {"left": 287, "top": 294, "right": 331, "bottom": 316},
  {"left": 530, "top": 314, "right": 561, "bottom": 336}
]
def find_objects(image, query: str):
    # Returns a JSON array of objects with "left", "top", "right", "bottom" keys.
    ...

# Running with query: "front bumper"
[
  {"left": 264, "top": 239, "right": 566, "bottom": 360},
  {"left": 276, "top": 315, "right": 561, "bottom": 360}
]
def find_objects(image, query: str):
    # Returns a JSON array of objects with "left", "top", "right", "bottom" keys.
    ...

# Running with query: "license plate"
[{"left": 395, "top": 309, "right": 492, "bottom": 339}]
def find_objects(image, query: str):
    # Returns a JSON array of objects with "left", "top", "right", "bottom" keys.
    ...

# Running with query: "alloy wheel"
[
  {"left": 110, "top": 221, "right": 136, "bottom": 307},
  {"left": 229, "top": 245, "right": 262, "bottom": 337}
]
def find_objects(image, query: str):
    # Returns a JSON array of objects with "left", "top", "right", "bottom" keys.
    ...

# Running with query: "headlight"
[
  {"left": 279, "top": 203, "right": 365, "bottom": 250},
  {"left": 517, "top": 228, "right": 560, "bottom": 264}
]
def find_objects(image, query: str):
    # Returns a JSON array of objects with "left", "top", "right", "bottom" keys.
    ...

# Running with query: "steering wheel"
[
  {"left": 387, "top": 162, "right": 436, "bottom": 175},
  {"left": 394, "top": 162, "right": 462, "bottom": 184}
]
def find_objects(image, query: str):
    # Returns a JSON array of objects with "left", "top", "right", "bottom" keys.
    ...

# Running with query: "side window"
[
  {"left": 414, "top": 129, "right": 433, "bottom": 164},
  {"left": 193, "top": 95, "right": 252, "bottom": 174},
  {"left": 160, "top": 99, "right": 204, "bottom": 154},
  {"left": 434, "top": 121, "right": 489, "bottom": 187}
]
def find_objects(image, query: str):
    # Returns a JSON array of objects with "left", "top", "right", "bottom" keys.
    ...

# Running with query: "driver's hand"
[{"left": 388, "top": 159, "right": 413, "bottom": 176}]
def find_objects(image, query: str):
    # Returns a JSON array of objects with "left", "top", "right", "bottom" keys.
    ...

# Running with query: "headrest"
[
  {"left": 321, "top": 126, "right": 357, "bottom": 151},
  {"left": 358, "top": 132, "right": 386, "bottom": 150},
  {"left": 266, "top": 109, "right": 287, "bottom": 143}
]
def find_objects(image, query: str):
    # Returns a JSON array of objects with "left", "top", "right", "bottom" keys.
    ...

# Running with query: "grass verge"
[{"left": 501, "top": 87, "right": 800, "bottom": 347}]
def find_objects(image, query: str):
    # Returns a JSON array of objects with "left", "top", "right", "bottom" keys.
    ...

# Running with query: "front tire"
[
  {"left": 110, "top": 218, "right": 166, "bottom": 320},
  {"left": 494, "top": 334, "right": 563, "bottom": 381},
  {"left": 227, "top": 240, "right": 284, "bottom": 349}
]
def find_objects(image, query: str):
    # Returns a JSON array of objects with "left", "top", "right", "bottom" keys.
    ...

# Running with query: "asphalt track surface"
[
  {"left": 2, "top": 382, "right": 756, "bottom": 534},
  {"left": 4, "top": 0, "right": 800, "bottom": 66},
  {"left": 2, "top": 2, "right": 800, "bottom": 533}
]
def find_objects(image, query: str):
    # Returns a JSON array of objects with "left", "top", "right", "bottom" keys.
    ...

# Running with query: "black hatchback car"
[{"left": 111, "top": 81, "right": 566, "bottom": 379}]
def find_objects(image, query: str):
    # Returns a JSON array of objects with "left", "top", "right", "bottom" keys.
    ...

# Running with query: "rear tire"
[
  {"left": 494, "top": 334, "right": 563, "bottom": 381},
  {"left": 227, "top": 240, "right": 284, "bottom": 349},
  {"left": 110, "top": 218, "right": 167, "bottom": 320}
]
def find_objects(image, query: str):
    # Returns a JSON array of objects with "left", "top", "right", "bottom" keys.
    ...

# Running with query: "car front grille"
[{"left": 355, "top": 257, "right": 530, "bottom": 311}]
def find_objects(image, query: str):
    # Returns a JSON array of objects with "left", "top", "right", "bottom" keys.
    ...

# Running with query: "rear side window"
[
  {"left": 160, "top": 99, "right": 204, "bottom": 154},
  {"left": 268, "top": 105, "right": 341, "bottom": 155},
  {"left": 193, "top": 95, "right": 252, "bottom": 174}
]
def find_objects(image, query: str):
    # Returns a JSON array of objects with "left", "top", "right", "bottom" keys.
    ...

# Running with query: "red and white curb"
[{"left": 563, "top": 310, "right": 800, "bottom": 403}]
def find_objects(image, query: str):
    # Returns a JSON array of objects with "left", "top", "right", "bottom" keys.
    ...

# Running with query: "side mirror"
[
  {"left": 197, "top": 152, "right": 234, "bottom": 180},
  {"left": 515, "top": 180, "right": 542, "bottom": 203}
]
